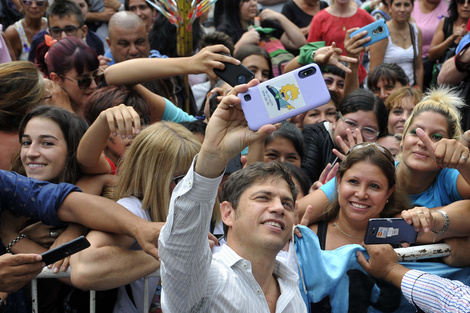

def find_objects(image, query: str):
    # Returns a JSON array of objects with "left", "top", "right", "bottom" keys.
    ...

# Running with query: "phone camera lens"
[
  {"left": 244, "top": 94, "right": 251, "bottom": 101},
  {"left": 377, "top": 26, "right": 383, "bottom": 33},
  {"left": 372, "top": 29, "right": 377, "bottom": 35},
  {"left": 299, "top": 67, "right": 316, "bottom": 78},
  {"left": 238, "top": 75, "right": 247, "bottom": 84},
  {"left": 371, "top": 229, "right": 376, "bottom": 235}
]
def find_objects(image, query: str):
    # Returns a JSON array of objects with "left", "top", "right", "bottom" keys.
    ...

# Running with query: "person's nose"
[
  {"left": 129, "top": 44, "right": 139, "bottom": 56},
  {"left": 380, "top": 88, "right": 387, "bottom": 100},
  {"left": 26, "top": 143, "right": 40, "bottom": 158},
  {"left": 355, "top": 185, "right": 368, "bottom": 199},
  {"left": 403, "top": 111, "right": 411, "bottom": 121},
  {"left": 60, "top": 30, "right": 68, "bottom": 39},
  {"left": 269, "top": 198, "right": 286, "bottom": 215},
  {"left": 254, "top": 70, "right": 263, "bottom": 82}
]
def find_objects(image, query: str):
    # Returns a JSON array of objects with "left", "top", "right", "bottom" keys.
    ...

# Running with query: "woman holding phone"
[
  {"left": 307, "top": 0, "right": 375, "bottom": 84},
  {"left": 307, "top": 142, "right": 409, "bottom": 250},
  {"left": 298, "top": 87, "right": 470, "bottom": 227},
  {"left": 369, "top": 0, "right": 424, "bottom": 89}
]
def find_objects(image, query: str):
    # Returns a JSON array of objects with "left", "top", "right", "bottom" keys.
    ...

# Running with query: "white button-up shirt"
[{"left": 159, "top": 158, "right": 307, "bottom": 313}]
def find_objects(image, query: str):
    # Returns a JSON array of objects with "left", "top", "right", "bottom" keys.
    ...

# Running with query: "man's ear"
[
  {"left": 220, "top": 201, "right": 235, "bottom": 228},
  {"left": 81, "top": 24, "right": 88, "bottom": 39}
]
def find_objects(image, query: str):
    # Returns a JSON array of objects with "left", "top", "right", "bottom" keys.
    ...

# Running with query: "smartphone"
[
  {"left": 40, "top": 236, "right": 90, "bottom": 265},
  {"left": 239, "top": 64, "right": 330, "bottom": 131},
  {"left": 364, "top": 218, "right": 417, "bottom": 245},
  {"left": 350, "top": 20, "right": 390, "bottom": 47},
  {"left": 214, "top": 52, "right": 255, "bottom": 87}
]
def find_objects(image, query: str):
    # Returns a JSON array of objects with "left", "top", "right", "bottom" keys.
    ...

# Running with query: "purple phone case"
[{"left": 239, "top": 64, "right": 330, "bottom": 131}]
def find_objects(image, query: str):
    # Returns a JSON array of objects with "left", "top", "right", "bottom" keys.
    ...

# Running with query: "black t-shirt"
[{"left": 281, "top": 0, "right": 328, "bottom": 30}]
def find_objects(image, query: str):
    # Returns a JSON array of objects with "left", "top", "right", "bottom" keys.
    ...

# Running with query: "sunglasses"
[
  {"left": 49, "top": 25, "right": 82, "bottom": 38},
  {"left": 348, "top": 142, "right": 395, "bottom": 165},
  {"left": 337, "top": 111, "right": 380, "bottom": 140},
  {"left": 58, "top": 72, "right": 104, "bottom": 90},
  {"left": 457, "top": 0, "right": 470, "bottom": 4},
  {"left": 22, "top": 0, "right": 45, "bottom": 6}
]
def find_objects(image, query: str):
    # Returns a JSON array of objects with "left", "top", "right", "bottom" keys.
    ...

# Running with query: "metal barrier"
[
  {"left": 32, "top": 268, "right": 160, "bottom": 313},
  {"left": 31, "top": 243, "right": 451, "bottom": 312}
]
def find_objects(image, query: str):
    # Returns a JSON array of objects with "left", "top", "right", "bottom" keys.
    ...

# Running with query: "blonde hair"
[
  {"left": 0, "top": 61, "right": 45, "bottom": 132},
  {"left": 114, "top": 121, "right": 201, "bottom": 223},
  {"left": 384, "top": 87, "right": 423, "bottom": 111},
  {"left": 403, "top": 86, "right": 465, "bottom": 140}
]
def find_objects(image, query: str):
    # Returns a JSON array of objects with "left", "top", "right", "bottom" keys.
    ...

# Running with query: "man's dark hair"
[
  {"left": 198, "top": 31, "right": 234, "bottom": 56},
  {"left": 47, "top": 0, "right": 84, "bottom": 26}
]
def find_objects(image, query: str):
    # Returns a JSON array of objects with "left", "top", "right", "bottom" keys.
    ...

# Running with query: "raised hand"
[
  {"left": 344, "top": 28, "right": 370, "bottom": 59},
  {"left": 196, "top": 79, "right": 277, "bottom": 178},
  {"left": 334, "top": 128, "right": 365, "bottom": 158},
  {"left": 416, "top": 127, "right": 469, "bottom": 169},
  {"left": 313, "top": 42, "right": 357, "bottom": 74},
  {"left": 309, "top": 162, "right": 339, "bottom": 192},
  {"left": 99, "top": 104, "right": 142, "bottom": 139}
]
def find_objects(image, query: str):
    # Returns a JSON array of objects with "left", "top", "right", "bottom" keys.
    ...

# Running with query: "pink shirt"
[
  {"left": 0, "top": 24, "right": 12, "bottom": 64},
  {"left": 412, "top": 0, "right": 449, "bottom": 56}
]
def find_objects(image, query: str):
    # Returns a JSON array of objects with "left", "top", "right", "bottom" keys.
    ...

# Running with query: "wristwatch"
[{"left": 0, "top": 297, "right": 6, "bottom": 313}]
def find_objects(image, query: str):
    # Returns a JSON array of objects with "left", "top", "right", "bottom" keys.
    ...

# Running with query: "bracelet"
[
  {"left": 432, "top": 210, "right": 449, "bottom": 236},
  {"left": 455, "top": 45, "right": 470, "bottom": 72},
  {"left": 5, "top": 234, "right": 28, "bottom": 254}
]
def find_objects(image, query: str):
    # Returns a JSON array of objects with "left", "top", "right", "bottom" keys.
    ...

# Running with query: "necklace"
[
  {"left": 336, "top": 15, "right": 352, "bottom": 32},
  {"left": 398, "top": 30, "right": 407, "bottom": 41},
  {"left": 333, "top": 222, "right": 363, "bottom": 239},
  {"left": 391, "top": 24, "right": 409, "bottom": 45}
]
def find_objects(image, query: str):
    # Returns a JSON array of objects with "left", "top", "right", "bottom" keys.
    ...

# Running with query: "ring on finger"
[
  {"left": 461, "top": 155, "right": 468, "bottom": 162},
  {"left": 417, "top": 211, "right": 424, "bottom": 214},
  {"left": 49, "top": 230, "right": 60, "bottom": 238}
]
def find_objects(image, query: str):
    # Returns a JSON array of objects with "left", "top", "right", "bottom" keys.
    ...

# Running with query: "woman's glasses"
[
  {"left": 58, "top": 72, "right": 104, "bottom": 90},
  {"left": 337, "top": 111, "right": 380, "bottom": 140},
  {"left": 22, "top": 0, "right": 45, "bottom": 6},
  {"left": 348, "top": 142, "right": 395, "bottom": 165}
]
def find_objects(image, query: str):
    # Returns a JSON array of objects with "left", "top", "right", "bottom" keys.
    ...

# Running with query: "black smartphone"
[
  {"left": 364, "top": 218, "right": 417, "bottom": 245},
  {"left": 214, "top": 52, "right": 255, "bottom": 87},
  {"left": 40, "top": 236, "right": 90, "bottom": 265}
]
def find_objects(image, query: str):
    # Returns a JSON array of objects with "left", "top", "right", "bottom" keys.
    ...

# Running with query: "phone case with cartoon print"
[{"left": 239, "top": 64, "right": 330, "bottom": 131}]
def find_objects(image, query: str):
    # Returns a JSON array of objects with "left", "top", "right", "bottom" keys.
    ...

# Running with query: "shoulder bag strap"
[{"left": 409, "top": 22, "right": 418, "bottom": 86}]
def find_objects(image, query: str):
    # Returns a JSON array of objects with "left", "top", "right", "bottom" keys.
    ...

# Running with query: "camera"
[{"left": 238, "top": 75, "right": 248, "bottom": 84}]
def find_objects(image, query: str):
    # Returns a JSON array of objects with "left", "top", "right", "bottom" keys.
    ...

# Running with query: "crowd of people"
[{"left": 2, "top": 0, "right": 470, "bottom": 311}]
